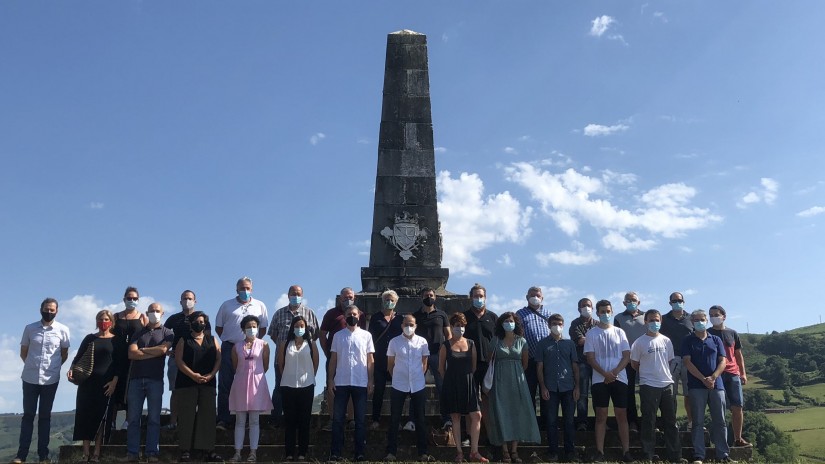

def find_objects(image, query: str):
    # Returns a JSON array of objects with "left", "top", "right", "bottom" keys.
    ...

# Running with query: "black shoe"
[
  {"left": 355, "top": 455, "right": 367, "bottom": 462},
  {"left": 649, "top": 455, "right": 660, "bottom": 463},
  {"left": 591, "top": 452, "right": 606, "bottom": 463},
  {"left": 204, "top": 452, "right": 223, "bottom": 462},
  {"left": 328, "top": 456, "right": 343, "bottom": 462},
  {"left": 621, "top": 451, "right": 635, "bottom": 462},
  {"left": 546, "top": 453, "right": 558, "bottom": 462},
  {"left": 179, "top": 451, "right": 191, "bottom": 462}
]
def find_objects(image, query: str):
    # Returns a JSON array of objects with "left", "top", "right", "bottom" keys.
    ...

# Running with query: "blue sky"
[{"left": 1, "top": 1, "right": 824, "bottom": 413}]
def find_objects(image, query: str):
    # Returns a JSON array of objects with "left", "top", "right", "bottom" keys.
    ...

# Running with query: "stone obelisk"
[{"left": 358, "top": 30, "right": 467, "bottom": 315}]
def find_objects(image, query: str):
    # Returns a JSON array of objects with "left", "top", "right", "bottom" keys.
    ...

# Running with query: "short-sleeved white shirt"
[
  {"left": 331, "top": 327, "right": 375, "bottom": 387},
  {"left": 630, "top": 333, "right": 675, "bottom": 388},
  {"left": 584, "top": 325, "right": 630, "bottom": 385},
  {"left": 20, "top": 320, "right": 71, "bottom": 385},
  {"left": 215, "top": 297, "right": 269, "bottom": 344},
  {"left": 387, "top": 334, "right": 429, "bottom": 393}
]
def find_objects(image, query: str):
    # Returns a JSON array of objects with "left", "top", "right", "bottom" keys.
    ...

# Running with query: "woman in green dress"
[{"left": 486, "top": 312, "right": 540, "bottom": 462}]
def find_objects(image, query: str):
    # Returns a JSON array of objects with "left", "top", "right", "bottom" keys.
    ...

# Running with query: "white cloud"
[
  {"left": 503, "top": 147, "right": 518, "bottom": 155},
  {"left": 518, "top": 135, "right": 531, "bottom": 141},
  {"left": 89, "top": 202, "right": 104, "bottom": 209},
  {"left": 441, "top": 32, "right": 451, "bottom": 43},
  {"left": 486, "top": 295, "right": 525, "bottom": 315},
  {"left": 437, "top": 171, "right": 533, "bottom": 275},
  {"left": 537, "top": 241, "right": 601, "bottom": 266},
  {"left": 797, "top": 206, "right": 825, "bottom": 218},
  {"left": 583, "top": 123, "right": 629, "bottom": 137},
  {"left": 737, "top": 177, "right": 779, "bottom": 208},
  {"left": 497, "top": 254, "right": 513, "bottom": 267},
  {"left": 356, "top": 137, "right": 371, "bottom": 145},
  {"left": 434, "top": 147, "right": 447, "bottom": 154},
  {"left": 540, "top": 286, "right": 570, "bottom": 303},
  {"left": 505, "top": 162, "right": 721, "bottom": 252},
  {"left": 0, "top": 335, "right": 24, "bottom": 383},
  {"left": 590, "top": 15, "right": 615, "bottom": 37},
  {"left": 602, "top": 169, "right": 637, "bottom": 186},
  {"left": 274, "top": 293, "right": 289, "bottom": 309},
  {"left": 309, "top": 132, "right": 326, "bottom": 145},
  {"left": 653, "top": 11, "right": 668, "bottom": 23},
  {"left": 678, "top": 246, "right": 693, "bottom": 253},
  {"left": 683, "top": 288, "right": 698, "bottom": 296}
]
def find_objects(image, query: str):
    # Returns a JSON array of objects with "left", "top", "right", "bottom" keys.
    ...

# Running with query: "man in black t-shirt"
[{"left": 412, "top": 287, "right": 451, "bottom": 427}]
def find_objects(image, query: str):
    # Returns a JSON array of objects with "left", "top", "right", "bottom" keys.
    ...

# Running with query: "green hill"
[
  {"left": 0, "top": 411, "right": 75, "bottom": 462},
  {"left": 787, "top": 323, "right": 825, "bottom": 335}
]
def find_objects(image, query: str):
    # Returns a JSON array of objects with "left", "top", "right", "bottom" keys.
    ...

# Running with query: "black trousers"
[{"left": 281, "top": 385, "right": 314, "bottom": 457}]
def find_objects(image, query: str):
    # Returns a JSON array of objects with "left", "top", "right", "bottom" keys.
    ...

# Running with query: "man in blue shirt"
[
  {"left": 516, "top": 286, "right": 553, "bottom": 430},
  {"left": 536, "top": 314, "right": 579, "bottom": 462},
  {"left": 682, "top": 309, "right": 732, "bottom": 464}
]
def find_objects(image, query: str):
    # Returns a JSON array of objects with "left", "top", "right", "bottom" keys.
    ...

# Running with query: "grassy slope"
[{"left": 0, "top": 411, "right": 75, "bottom": 461}]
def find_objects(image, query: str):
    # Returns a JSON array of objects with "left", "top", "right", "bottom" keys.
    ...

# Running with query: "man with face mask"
[
  {"left": 613, "top": 291, "right": 647, "bottom": 432},
  {"left": 384, "top": 314, "right": 431, "bottom": 462},
  {"left": 414, "top": 286, "right": 452, "bottom": 429},
  {"left": 267, "top": 285, "right": 319, "bottom": 428},
  {"left": 164, "top": 290, "right": 210, "bottom": 431},
  {"left": 682, "top": 310, "right": 732, "bottom": 464},
  {"left": 660, "top": 291, "right": 695, "bottom": 431},
  {"left": 125, "top": 303, "right": 174, "bottom": 462},
  {"left": 14, "top": 298, "right": 71, "bottom": 464},
  {"left": 319, "top": 287, "right": 366, "bottom": 431},
  {"left": 215, "top": 277, "right": 269, "bottom": 430},
  {"left": 328, "top": 305, "right": 375, "bottom": 462},
  {"left": 707, "top": 305, "right": 750, "bottom": 448},
  {"left": 569, "top": 297, "right": 596, "bottom": 431},
  {"left": 516, "top": 286, "right": 553, "bottom": 430},
  {"left": 536, "top": 314, "right": 579, "bottom": 462}
]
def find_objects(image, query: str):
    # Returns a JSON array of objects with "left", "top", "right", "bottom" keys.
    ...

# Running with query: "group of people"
[{"left": 13, "top": 281, "right": 749, "bottom": 464}]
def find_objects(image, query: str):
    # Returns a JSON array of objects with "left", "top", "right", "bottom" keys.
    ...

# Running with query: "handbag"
[
  {"left": 482, "top": 340, "right": 496, "bottom": 394},
  {"left": 429, "top": 426, "right": 456, "bottom": 447},
  {"left": 70, "top": 341, "right": 95, "bottom": 385}
]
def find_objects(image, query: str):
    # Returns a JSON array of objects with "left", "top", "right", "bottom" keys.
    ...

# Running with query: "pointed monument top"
[
  {"left": 388, "top": 30, "right": 427, "bottom": 44},
  {"left": 390, "top": 29, "right": 423, "bottom": 35}
]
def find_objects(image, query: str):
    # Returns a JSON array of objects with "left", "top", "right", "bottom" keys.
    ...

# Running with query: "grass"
[
  {"left": 765, "top": 406, "right": 825, "bottom": 461},
  {"left": 797, "top": 383, "right": 825, "bottom": 401},
  {"left": 787, "top": 323, "right": 825, "bottom": 335}
]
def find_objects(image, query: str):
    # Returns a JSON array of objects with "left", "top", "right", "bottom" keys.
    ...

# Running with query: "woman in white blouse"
[{"left": 277, "top": 315, "right": 319, "bottom": 461}]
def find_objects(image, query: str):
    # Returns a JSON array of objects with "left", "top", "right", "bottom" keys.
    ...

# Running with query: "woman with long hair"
[
  {"left": 68, "top": 310, "right": 124, "bottom": 462},
  {"left": 486, "top": 312, "right": 540, "bottom": 463},
  {"left": 174, "top": 311, "right": 222, "bottom": 462},
  {"left": 228, "top": 315, "right": 273, "bottom": 463},
  {"left": 277, "top": 315, "right": 319, "bottom": 461}
]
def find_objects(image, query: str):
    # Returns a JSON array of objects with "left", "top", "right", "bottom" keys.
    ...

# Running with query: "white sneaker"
[
  {"left": 403, "top": 421, "right": 416, "bottom": 432},
  {"left": 370, "top": 421, "right": 381, "bottom": 431},
  {"left": 246, "top": 450, "right": 257, "bottom": 462},
  {"left": 227, "top": 451, "right": 243, "bottom": 462}
]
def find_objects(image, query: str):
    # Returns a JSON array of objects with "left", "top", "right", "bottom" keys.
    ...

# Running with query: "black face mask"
[
  {"left": 191, "top": 321, "right": 206, "bottom": 333},
  {"left": 422, "top": 297, "right": 435, "bottom": 307},
  {"left": 41, "top": 311, "right": 56, "bottom": 322},
  {"left": 346, "top": 315, "right": 358, "bottom": 327}
]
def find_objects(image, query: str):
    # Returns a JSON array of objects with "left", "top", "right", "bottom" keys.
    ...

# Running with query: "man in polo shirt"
[
  {"left": 516, "top": 286, "right": 552, "bottom": 429},
  {"left": 630, "top": 309, "right": 682, "bottom": 463},
  {"left": 14, "top": 298, "right": 70, "bottom": 464},
  {"left": 328, "top": 305, "right": 374, "bottom": 462},
  {"left": 164, "top": 289, "right": 210, "bottom": 431},
  {"left": 708, "top": 305, "right": 751, "bottom": 448},
  {"left": 414, "top": 287, "right": 452, "bottom": 429},
  {"left": 384, "top": 314, "right": 431, "bottom": 462},
  {"left": 660, "top": 291, "right": 695, "bottom": 430},
  {"left": 614, "top": 291, "right": 647, "bottom": 432},
  {"left": 569, "top": 297, "right": 596, "bottom": 431},
  {"left": 682, "top": 309, "right": 732, "bottom": 464},
  {"left": 125, "top": 303, "right": 174, "bottom": 462},
  {"left": 215, "top": 276, "right": 269, "bottom": 429},
  {"left": 268, "top": 284, "right": 319, "bottom": 427},
  {"left": 319, "top": 287, "right": 366, "bottom": 431},
  {"left": 536, "top": 314, "right": 579, "bottom": 462}
]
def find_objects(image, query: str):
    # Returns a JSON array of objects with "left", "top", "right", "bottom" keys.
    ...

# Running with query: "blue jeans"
[
  {"left": 17, "top": 381, "right": 59, "bottom": 461},
  {"left": 688, "top": 388, "right": 729, "bottom": 460},
  {"left": 546, "top": 390, "right": 575, "bottom": 455},
  {"left": 217, "top": 341, "right": 235, "bottom": 424},
  {"left": 575, "top": 362, "right": 592, "bottom": 427},
  {"left": 127, "top": 377, "right": 164, "bottom": 456},
  {"left": 331, "top": 385, "right": 367, "bottom": 457},
  {"left": 427, "top": 353, "right": 450, "bottom": 423}
]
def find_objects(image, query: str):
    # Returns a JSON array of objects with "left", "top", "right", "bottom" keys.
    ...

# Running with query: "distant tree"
[
  {"left": 744, "top": 412, "right": 798, "bottom": 462},
  {"left": 744, "top": 389, "right": 774, "bottom": 412},
  {"left": 783, "top": 388, "right": 793, "bottom": 405},
  {"left": 763, "top": 355, "right": 790, "bottom": 388}
]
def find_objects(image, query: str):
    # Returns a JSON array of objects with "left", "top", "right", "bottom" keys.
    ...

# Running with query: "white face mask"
[
  {"left": 579, "top": 307, "right": 592, "bottom": 318},
  {"left": 452, "top": 326, "right": 465, "bottom": 337},
  {"left": 245, "top": 328, "right": 257, "bottom": 339},
  {"left": 550, "top": 325, "right": 563, "bottom": 336},
  {"left": 403, "top": 326, "right": 415, "bottom": 337},
  {"left": 184, "top": 300, "right": 195, "bottom": 310},
  {"left": 147, "top": 312, "right": 162, "bottom": 325},
  {"left": 528, "top": 296, "right": 542, "bottom": 307},
  {"left": 710, "top": 316, "right": 724, "bottom": 327}
]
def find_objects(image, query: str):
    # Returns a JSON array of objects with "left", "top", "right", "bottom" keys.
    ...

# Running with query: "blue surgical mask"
[
  {"left": 503, "top": 321, "right": 515, "bottom": 332},
  {"left": 648, "top": 322, "right": 661, "bottom": 333},
  {"left": 693, "top": 320, "right": 707, "bottom": 332},
  {"left": 472, "top": 298, "right": 485, "bottom": 309},
  {"left": 294, "top": 327, "right": 306, "bottom": 338},
  {"left": 671, "top": 302, "right": 684, "bottom": 311},
  {"left": 598, "top": 313, "right": 611, "bottom": 325},
  {"left": 383, "top": 300, "right": 396, "bottom": 310},
  {"left": 626, "top": 302, "right": 638, "bottom": 312},
  {"left": 125, "top": 300, "right": 138, "bottom": 310},
  {"left": 238, "top": 290, "right": 252, "bottom": 302},
  {"left": 289, "top": 296, "right": 302, "bottom": 306}
]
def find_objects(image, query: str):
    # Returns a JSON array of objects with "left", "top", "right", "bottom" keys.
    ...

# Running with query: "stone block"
[
  {"left": 376, "top": 149, "right": 435, "bottom": 177},
  {"left": 382, "top": 69, "right": 430, "bottom": 97},
  {"left": 381, "top": 95, "right": 432, "bottom": 124}
]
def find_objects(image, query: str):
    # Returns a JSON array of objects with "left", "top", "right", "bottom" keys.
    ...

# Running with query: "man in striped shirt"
[{"left": 516, "top": 286, "right": 553, "bottom": 429}]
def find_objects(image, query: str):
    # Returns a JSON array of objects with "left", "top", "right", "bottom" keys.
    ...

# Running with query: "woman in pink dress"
[{"left": 228, "top": 315, "right": 273, "bottom": 463}]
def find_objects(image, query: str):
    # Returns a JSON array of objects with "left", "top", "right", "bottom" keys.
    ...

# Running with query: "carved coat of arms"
[{"left": 380, "top": 212, "right": 429, "bottom": 261}]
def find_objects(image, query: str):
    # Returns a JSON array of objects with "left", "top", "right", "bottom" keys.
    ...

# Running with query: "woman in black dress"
[
  {"left": 68, "top": 310, "right": 125, "bottom": 462},
  {"left": 439, "top": 312, "right": 488, "bottom": 463},
  {"left": 111, "top": 286, "right": 147, "bottom": 429}
]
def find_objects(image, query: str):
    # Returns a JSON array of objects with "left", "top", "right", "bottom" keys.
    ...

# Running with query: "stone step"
[{"left": 58, "top": 443, "right": 754, "bottom": 463}]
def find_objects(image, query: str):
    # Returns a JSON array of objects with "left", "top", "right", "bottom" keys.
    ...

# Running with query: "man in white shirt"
[
  {"left": 14, "top": 298, "right": 70, "bottom": 464},
  {"left": 584, "top": 300, "right": 632, "bottom": 463},
  {"left": 630, "top": 309, "right": 683, "bottom": 463},
  {"left": 328, "top": 305, "right": 374, "bottom": 461},
  {"left": 384, "top": 315, "right": 431, "bottom": 462},
  {"left": 215, "top": 277, "right": 269, "bottom": 429}
]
